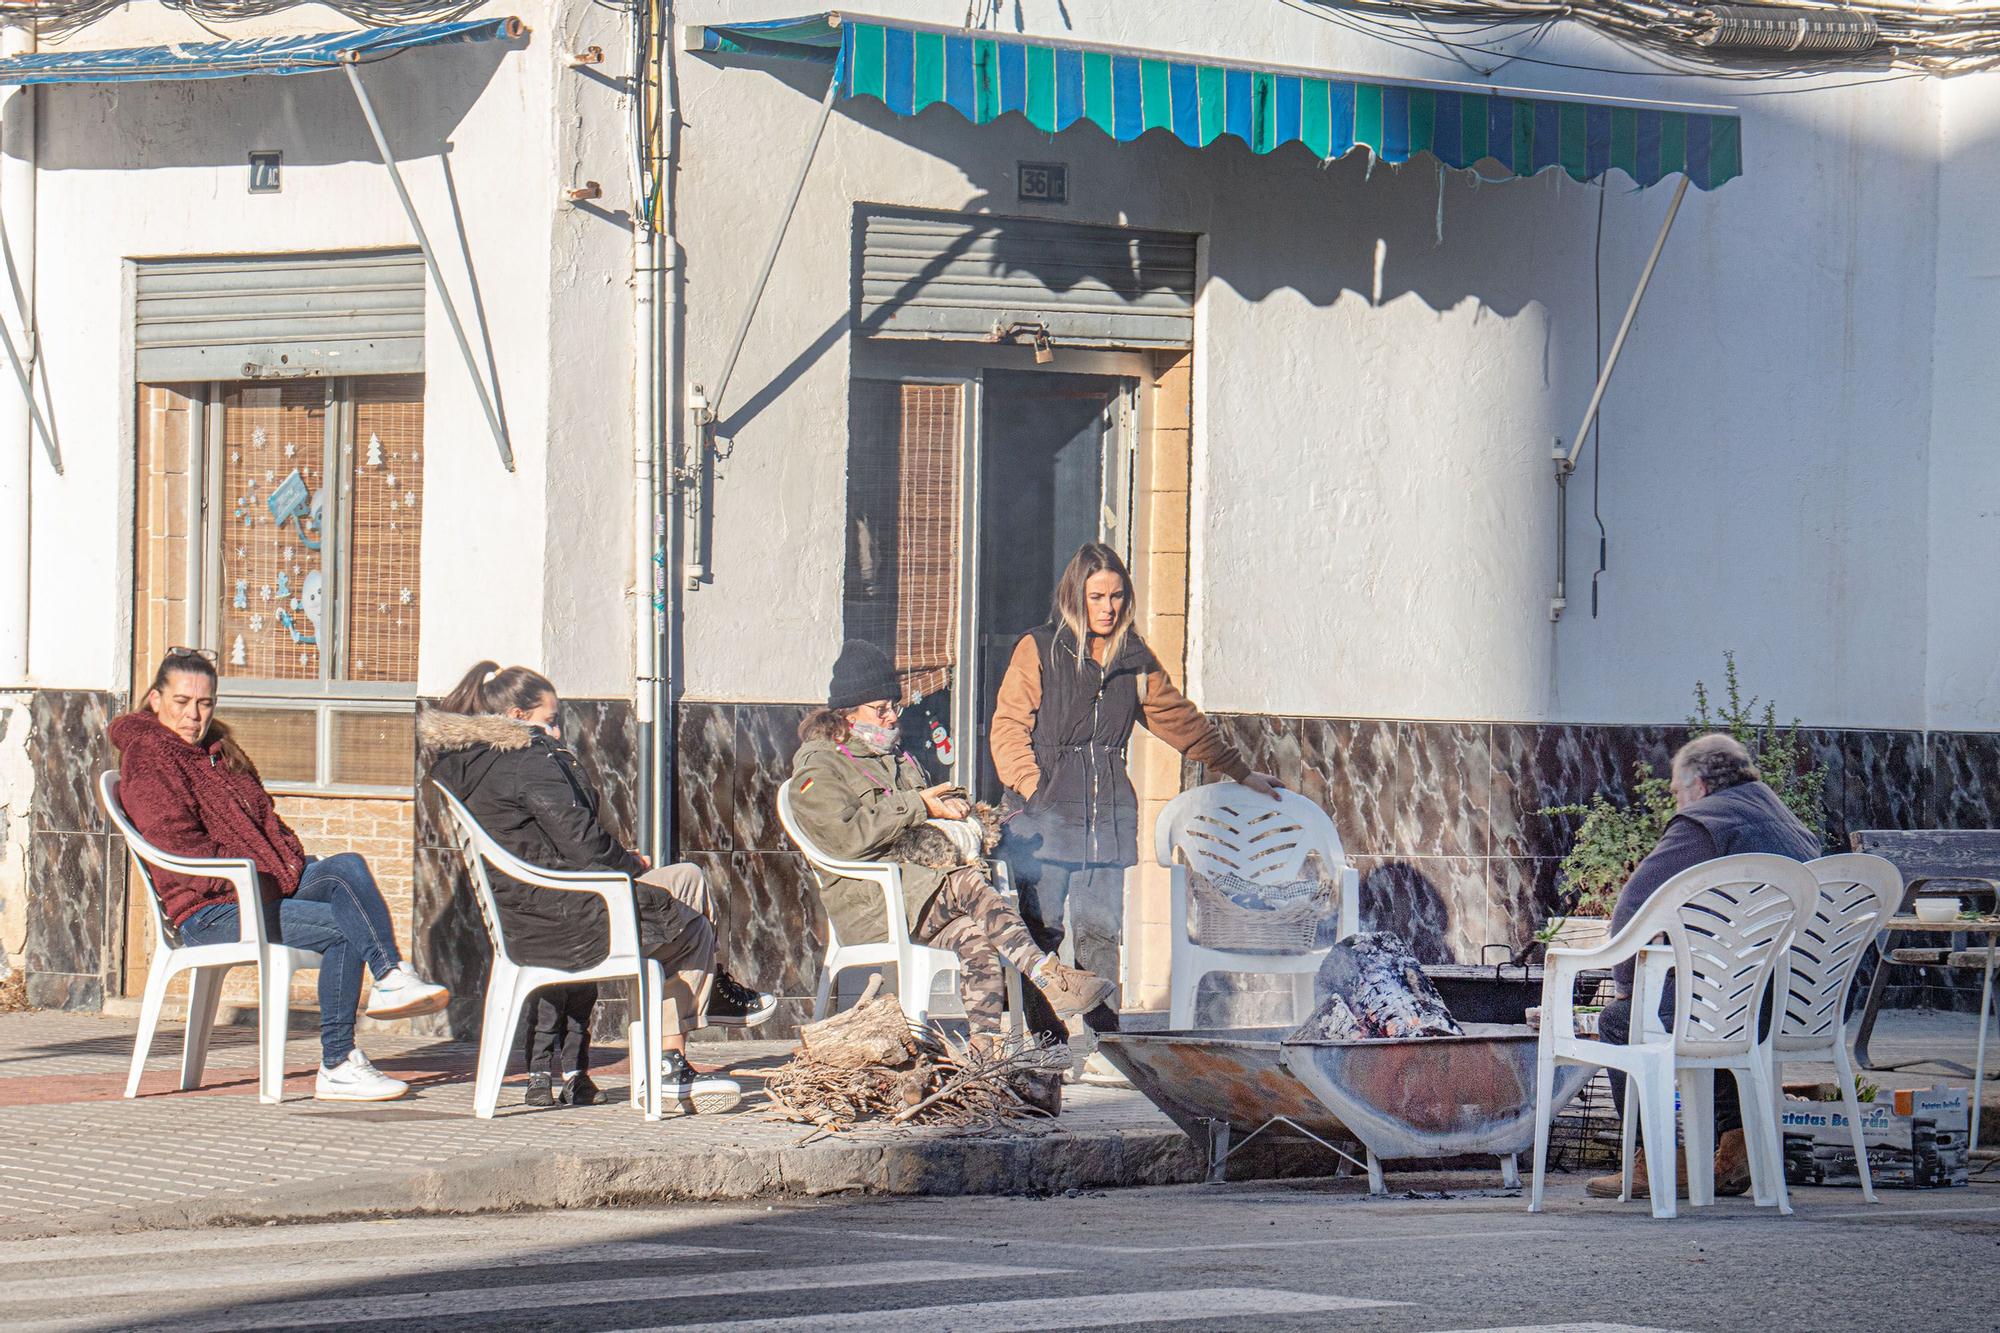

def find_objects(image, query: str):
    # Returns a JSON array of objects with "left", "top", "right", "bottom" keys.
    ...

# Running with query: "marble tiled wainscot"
[{"left": 24, "top": 690, "right": 126, "bottom": 1010}]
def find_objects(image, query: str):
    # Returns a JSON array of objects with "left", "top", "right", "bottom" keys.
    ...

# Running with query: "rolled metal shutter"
[
  {"left": 856, "top": 210, "right": 1195, "bottom": 349},
  {"left": 135, "top": 250, "right": 425, "bottom": 382}
]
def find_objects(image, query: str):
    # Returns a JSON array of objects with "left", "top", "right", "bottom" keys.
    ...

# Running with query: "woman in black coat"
[{"left": 425, "top": 662, "right": 772, "bottom": 1111}]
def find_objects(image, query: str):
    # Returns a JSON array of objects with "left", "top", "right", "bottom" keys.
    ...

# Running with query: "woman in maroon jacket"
[{"left": 113, "top": 649, "right": 450, "bottom": 1101}]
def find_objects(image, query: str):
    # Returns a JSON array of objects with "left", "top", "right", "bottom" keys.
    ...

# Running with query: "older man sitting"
[{"left": 1586, "top": 733, "right": 1820, "bottom": 1201}]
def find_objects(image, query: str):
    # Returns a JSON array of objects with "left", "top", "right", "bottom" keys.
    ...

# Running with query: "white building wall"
[
  {"left": 673, "top": 0, "right": 1966, "bottom": 729},
  {"left": 8, "top": 0, "right": 638, "bottom": 700},
  {"left": 1927, "top": 75, "right": 2000, "bottom": 735}
]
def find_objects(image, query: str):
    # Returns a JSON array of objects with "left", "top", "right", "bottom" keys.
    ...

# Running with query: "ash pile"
[{"left": 1288, "top": 931, "right": 1465, "bottom": 1041}]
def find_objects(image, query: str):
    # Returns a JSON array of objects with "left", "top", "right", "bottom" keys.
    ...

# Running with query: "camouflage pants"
[{"left": 913, "top": 867, "right": 1045, "bottom": 1034}]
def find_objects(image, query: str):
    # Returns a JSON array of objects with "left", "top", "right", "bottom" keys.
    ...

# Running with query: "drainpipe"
[
  {"left": 653, "top": 14, "right": 682, "bottom": 863},
  {"left": 632, "top": 160, "right": 659, "bottom": 856},
  {"left": 0, "top": 22, "right": 34, "bottom": 688}
]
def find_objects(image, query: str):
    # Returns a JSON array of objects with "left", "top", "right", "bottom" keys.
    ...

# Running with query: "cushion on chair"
[{"left": 1185, "top": 849, "right": 1339, "bottom": 953}]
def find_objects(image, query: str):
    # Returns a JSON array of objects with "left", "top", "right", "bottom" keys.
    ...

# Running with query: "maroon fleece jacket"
[{"left": 109, "top": 711, "right": 308, "bottom": 924}]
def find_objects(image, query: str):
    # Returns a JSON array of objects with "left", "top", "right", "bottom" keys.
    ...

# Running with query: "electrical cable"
[{"left": 1589, "top": 185, "right": 1608, "bottom": 620}]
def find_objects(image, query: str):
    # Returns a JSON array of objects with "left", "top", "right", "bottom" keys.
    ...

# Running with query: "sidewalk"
[
  {"left": 0, "top": 1007, "right": 1990, "bottom": 1240},
  {"left": 0, "top": 1010, "right": 1201, "bottom": 1240}
]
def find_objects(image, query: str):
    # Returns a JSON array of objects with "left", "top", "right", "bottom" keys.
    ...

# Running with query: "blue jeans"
[{"left": 179, "top": 853, "right": 403, "bottom": 1066}]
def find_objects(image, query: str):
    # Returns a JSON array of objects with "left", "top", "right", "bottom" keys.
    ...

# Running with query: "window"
[{"left": 167, "top": 374, "right": 425, "bottom": 792}]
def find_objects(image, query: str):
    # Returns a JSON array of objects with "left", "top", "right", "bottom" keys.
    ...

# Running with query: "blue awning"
[
  {"left": 0, "top": 17, "right": 526, "bottom": 87},
  {"left": 690, "top": 14, "right": 1741, "bottom": 189}
]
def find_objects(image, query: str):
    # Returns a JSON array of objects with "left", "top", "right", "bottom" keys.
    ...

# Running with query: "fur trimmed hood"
[{"left": 419, "top": 709, "right": 538, "bottom": 754}]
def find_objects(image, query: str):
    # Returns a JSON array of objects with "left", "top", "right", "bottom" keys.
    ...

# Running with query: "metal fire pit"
[{"left": 1097, "top": 969, "right": 1592, "bottom": 1195}]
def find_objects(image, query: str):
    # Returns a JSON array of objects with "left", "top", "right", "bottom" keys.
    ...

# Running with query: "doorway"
[{"left": 973, "top": 370, "right": 1133, "bottom": 802}]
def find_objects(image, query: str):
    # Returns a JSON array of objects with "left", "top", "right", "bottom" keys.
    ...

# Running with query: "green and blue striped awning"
[{"left": 691, "top": 14, "right": 1741, "bottom": 190}]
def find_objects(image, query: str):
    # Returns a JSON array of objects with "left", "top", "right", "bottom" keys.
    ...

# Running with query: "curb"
[{"left": 0, "top": 1126, "right": 1210, "bottom": 1240}]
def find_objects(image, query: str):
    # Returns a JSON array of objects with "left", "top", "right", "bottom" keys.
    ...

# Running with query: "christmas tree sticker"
[
  {"left": 230, "top": 635, "right": 246, "bottom": 667},
  {"left": 367, "top": 433, "right": 383, "bottom": 466}
]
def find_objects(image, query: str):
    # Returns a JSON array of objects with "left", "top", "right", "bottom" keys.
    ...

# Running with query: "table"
[{"left": 1853, "top": 912, "right": 1999, "bottom": 1153}]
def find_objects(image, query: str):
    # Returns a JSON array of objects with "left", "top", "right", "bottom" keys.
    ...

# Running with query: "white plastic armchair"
[
  {"left": 776, "top": 778, "right": 1022, "bottom": 1030},
  {"left": 432, "top": 783, "right": 664, "bottom": 1120},
  {"left": 1776, "top": 853, "right": 1903, "bottom": 1202},
  {"left": 1529, "top": 853, "right": 1820, "bottom": 1219},
  {"left": 100, "top": 771, "right": 323, "bottom": 1105},
  {"left": 1156, "top": 784, "right": 1360, "bottom": 1030}
]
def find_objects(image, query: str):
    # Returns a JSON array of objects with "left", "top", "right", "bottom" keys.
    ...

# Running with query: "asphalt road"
[{"left": 4, "top": 1172, "right": 1993, "bottom": 1331}]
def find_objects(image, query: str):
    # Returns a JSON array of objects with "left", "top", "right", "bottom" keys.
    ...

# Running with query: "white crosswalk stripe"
[
  {"left": 16, "top": 1261, "right": 1065, "bottom": 1333},
  {"left": 0, "top": 1242, "right": 753, "bottom": 1302},
  {"left": 620, "top": 1286, "right": 1404, "bottom": 1332},
  {"left": 1423, "top": 1325, "right": 1681, "bottom": 1332}
]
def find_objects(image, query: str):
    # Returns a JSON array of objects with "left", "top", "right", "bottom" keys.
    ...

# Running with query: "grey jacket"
[
  {"left": 1608, "top": 779, "right": 1821, "bottom": 992},
  {"left": 789, "top": 735, "right": 947, "bottom": 945}
]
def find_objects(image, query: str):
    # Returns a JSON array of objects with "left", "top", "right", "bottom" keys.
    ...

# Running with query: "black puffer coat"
[
  {"left": 423, "top": 710, "right": 647, "bottom": 970},
  {"left": 1017, "top": 623, "right": 1154, "bottom": 866}
]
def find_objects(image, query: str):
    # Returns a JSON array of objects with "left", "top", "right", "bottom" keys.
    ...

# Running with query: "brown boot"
[
  {"left": 1586, "top": 1147, "right": 1689, "bottom": 1200},
  {"left": 1713, "top": 1129, "right": 1753, "bottom": 1196},
  {"left": 1032, "top": 958, "right": 1115, "bottom": 1018}
]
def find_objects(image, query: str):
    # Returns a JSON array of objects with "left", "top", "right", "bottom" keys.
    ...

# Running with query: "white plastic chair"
[
  {"left": 1773, "top": 853, "right": 1903, "bottom": 1202},
  {"left": 1615, "top": 854, "right": 1905, "bottom": 1206},
  {"left": 432, "top": 783, "right": 664, "bottom": 1120},
  {"left": 100, "top": 771, "right": 323, "bottom": 1105},
  {"left": 1156, "top": 784, "right": 1360, "bottom": 1030},
  {"left": 776, "top": 779, "right": 1022, "bottom": 1030},
  {"left": 1529, "top": 853, "right": 1820, "bottom": 1219}
]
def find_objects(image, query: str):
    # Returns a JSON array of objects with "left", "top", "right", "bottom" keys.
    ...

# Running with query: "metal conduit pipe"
[
  {"left": 0, "top": 23, "right": 35, "bottom": 687},
  {"left": 660, "top": 2, "right": 692, "bottom": 860}
]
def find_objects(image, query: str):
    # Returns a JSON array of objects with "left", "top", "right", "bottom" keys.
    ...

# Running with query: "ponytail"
[{"left": 440, "top": 660, "right": 557, "bottom": 717}]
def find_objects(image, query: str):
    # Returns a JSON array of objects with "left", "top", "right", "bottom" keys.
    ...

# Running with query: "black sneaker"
[
  {"left": 561, "top": 1072, "right": 600, "bottom": 1107},
  {"left": 659, "top": 1049, "right": 742, "bottom": 1113},
  {"left": 524, "top": 1072, "right": 556, "bottom": 1108},
  {"left": 706, "top": 969, "right": 778, "bottom": 1029}
]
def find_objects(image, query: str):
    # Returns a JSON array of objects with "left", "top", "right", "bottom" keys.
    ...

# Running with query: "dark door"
[{"left": 974, "top": 370, "right": 1126, "bottom": 802}]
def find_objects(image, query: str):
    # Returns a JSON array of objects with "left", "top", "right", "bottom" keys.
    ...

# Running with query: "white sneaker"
[
  {"left": 658, "top": 1050, "right": 742, "bottom": 1114},
  {"left": 365, "top": 964, "right": 450, "bottom": 1020},
  {"left": 315, "top": 1050, "right": 409, "bottom": 1102}
]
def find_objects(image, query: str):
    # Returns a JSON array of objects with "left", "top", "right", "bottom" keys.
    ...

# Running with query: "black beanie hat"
[{"left": 827, "top": 640, "right": 900, "bottom": 711}]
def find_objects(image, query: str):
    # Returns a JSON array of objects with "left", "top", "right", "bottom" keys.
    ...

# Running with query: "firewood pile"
[{"left": 765, "top": 976, "right": 1070, "bottom": 1136}]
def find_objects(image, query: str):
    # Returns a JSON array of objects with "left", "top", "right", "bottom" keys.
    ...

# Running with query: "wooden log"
[
  {"left": 798, "top": 976, "right": 916, "bottom": 1069},
  {"left": 1290, "top": 931, "right": 1464, "bottom": 1041}
]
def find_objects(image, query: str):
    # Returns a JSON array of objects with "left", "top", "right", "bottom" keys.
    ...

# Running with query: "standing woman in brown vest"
[{"left": 990, "top": 542, "right": 1283, "bottom": 1050}]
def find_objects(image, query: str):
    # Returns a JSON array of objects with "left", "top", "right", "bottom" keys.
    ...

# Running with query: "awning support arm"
[
  {"left": 0, "top": 308, "right": 56, "bottom": 474},
  {"left": 1551, "top": 174, "right": 1688, "bottom": 622},
  {"left": 1560, "top": 175, "right": 1689, "bottom": 473},
  {"left": 698, "top": 69, "right": 839, "bottom": 425},
  {"left": 342, "top": 58, "right": 515, "bottom": 472}
]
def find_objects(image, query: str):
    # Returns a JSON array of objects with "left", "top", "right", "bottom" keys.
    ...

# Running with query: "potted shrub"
[{"left": 1538, "top": 653, "right": 1830, "bottom": 953}]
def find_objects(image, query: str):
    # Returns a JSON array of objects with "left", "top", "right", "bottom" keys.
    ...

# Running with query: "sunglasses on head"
[{"left": 164, "top": 645, "right": 220, "bottom": 664}]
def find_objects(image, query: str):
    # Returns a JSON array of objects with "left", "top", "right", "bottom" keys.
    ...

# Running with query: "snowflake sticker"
[
  {"left": 386, "top": 473, "right": 397, "bottom": 488},
  {"left": 403, "top": 491, "right": 416, "bottom": 507},
  {"left": 388, "top": 497, "right": 398, "bottom": 510},
  {"left": 266, "top": 470, "right": 275, "bottom": 484},
  {"left": 229, "top": 449, "right": 240, "bottom": 464},
  {"left": 284, "top": 443, "right": 296, "bottom": 458},
  {"left": 251, "top": 426, "right": 268, "bottom": 449},
  {"left": 411, "top": 448, "right": 421, "bottom": 463},
  {"left": 378, "top": 602, "right": 389, "bottom": 614},
  {"left": 259, "top": 585, "right": 272, "bottom": 602},
  {"left": 281, "top": 546, "right": 293, "bottom": 561},
  {"left": 299, "top": 652, "right": 309, "bottom": 666},
  {"left": 399, "top": 587, "right": 413, "bottom": 605},
  {"left": 235, "top": 547, "right": 247, "bottom": 560},
  {"left": 249, "top": 613, "right": 265, "bottom": 633}
]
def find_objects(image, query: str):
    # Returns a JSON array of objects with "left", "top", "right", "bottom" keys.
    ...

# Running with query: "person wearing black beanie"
[
  {"left": 826, "top": 640, "right": 900, "bottom": 711},
  {"left": 786, "top": 640, "right": 1114, "bottom": 1045}
]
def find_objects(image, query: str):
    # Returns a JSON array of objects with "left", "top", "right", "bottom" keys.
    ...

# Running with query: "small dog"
[{"left": 885, "top": 787, "right": 1004, "bottom": 869}]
